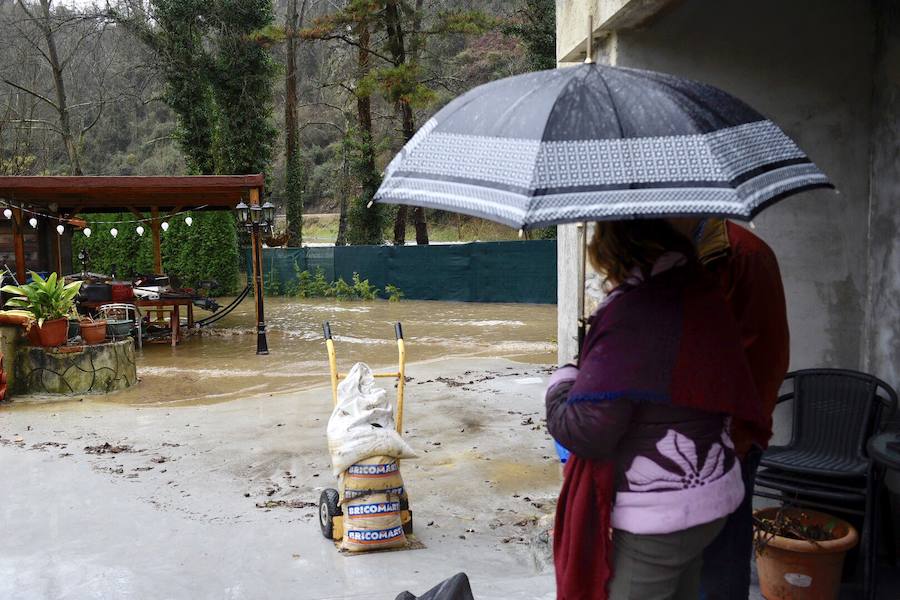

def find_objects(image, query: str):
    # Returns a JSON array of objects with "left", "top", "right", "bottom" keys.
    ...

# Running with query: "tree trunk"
[
  {"left": 350, "top": 17, "right": 382, "bottom": 245},
  {"left": 414, "top": 206, "right": 428, "bottom": 244},
  {"left": 385, "top": 0, "right": 429, "bottom": 245},
  {"left": 284, "top": 0, "right": 306, "bottom": 246},
  {"left": 33, "top": 0, "right": 82, "bottom": 175},
  {"left": 336, "top": 143, "right": 350, "bottom": 246},
  {"left": 393, "top": 205, "right": 408, "bottom": 246}
]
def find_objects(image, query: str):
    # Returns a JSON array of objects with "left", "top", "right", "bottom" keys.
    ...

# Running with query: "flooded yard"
[{"left": 103, "top": 298, "right": 557, "bottom": 406}]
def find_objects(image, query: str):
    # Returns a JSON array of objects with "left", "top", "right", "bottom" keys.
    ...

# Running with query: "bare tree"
[{"left": 2, "top": 0, "right": 109, "bottom": 175}]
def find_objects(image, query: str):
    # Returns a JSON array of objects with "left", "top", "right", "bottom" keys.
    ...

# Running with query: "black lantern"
[
  {"left": 235, "top": 200, "right": 250, "bottom": 225},
  {"left": 261, "top": 201, "right": 276, "bottom": 226},
  {"left": 249, "top": 204, "right": 262, "bottom": 224}
]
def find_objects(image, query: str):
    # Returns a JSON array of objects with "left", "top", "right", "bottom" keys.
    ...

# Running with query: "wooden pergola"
[
  {"left": 0, "top": 175, "right": 270, "bottom": 353},
  {"left": 0, "top": 175, "right": 265, "bottom": 280}
]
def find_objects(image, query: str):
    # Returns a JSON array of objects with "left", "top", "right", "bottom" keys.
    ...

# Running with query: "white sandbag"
[{"left": 327, "top": 362, "right": 416, "bottom": 475}]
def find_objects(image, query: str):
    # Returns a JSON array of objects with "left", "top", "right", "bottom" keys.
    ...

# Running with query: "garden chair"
[
  {"left": 754, "top": 368, "right": 898, "bottom": 600},
  {"left": 97, "top": 303, "right": 143, "bottom": 350}
]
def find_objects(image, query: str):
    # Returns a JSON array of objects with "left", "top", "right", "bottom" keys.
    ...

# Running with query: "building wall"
[
  {"left": 556, "top": 0, "right": 898, "bottom": 396},
  {"left": 864, "top": 0, "right": 900, "bottom": 403}
]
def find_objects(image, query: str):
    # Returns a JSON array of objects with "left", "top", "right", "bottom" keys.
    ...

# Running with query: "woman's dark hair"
[{"left": 588, "top": 219, "right": 696, "bottom": 289}]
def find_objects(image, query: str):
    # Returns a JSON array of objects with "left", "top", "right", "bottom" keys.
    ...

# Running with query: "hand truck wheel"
[{"left": 319, "top": 488, "right": 341, "bottom": 539}]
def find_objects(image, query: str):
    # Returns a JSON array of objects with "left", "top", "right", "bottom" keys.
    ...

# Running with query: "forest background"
[{"left": 0, "top": 0, "right": 554, "bottom": 293}]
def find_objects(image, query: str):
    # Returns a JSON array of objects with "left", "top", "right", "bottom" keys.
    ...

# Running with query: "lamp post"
[{"left": 235, "top": 194, "right": 276, "bottom": 355}]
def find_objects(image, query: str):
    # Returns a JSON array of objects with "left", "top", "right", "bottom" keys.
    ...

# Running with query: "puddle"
[{"left": 42, "top": 297, "right": 556, "bottom": 407}]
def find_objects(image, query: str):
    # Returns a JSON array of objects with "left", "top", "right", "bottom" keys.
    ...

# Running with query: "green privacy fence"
[{"left": 251, "top": 240, "right": 557, "bottom": 304}]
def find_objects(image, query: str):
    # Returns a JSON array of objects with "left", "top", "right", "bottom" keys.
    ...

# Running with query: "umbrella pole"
[{"left": 576, "top": 222, "right": 588, "bottom": 363}]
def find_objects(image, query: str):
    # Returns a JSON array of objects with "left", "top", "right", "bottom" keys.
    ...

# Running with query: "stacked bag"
[{"left": 328, "top": 363, "right": 417, "bottom": 552}]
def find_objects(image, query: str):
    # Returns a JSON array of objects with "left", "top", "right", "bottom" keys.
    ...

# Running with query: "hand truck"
[{"left": 318, "top": 321, "right": 413, "bottom": 544}]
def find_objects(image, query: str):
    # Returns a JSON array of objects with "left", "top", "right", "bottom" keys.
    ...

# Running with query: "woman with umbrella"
[
  {"left": 374, "top": 54, "right": 830, "bottom": 599},
  {"left": 543, "top": 217, "right": 767, "bottom": 599}
]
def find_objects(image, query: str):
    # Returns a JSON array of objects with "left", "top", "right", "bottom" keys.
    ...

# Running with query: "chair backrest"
[
  {"left": 98, "top": 303, "right": 141, "bottom": 323},
  {"left": 783, "top": 369, "right": 898, "bottom": 464}
]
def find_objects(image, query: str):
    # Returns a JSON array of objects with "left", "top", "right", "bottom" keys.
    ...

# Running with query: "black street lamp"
[{"left": 235, "top": 193, "right": 273, "bottom": 355}]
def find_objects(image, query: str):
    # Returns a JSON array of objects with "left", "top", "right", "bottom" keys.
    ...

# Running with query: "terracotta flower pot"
[
  {"left": 28, "top": 317, "right": 69, "bottom": 347},
  {"left": 754, "top": 507, "right": 858, "bottom": 600},
  {"left": 79, "top": 319, "right": 108, "bottom": 345}
]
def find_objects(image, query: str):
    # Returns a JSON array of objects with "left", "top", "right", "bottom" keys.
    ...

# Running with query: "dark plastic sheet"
[{"left": 250, "top": 240, "right": 556, "bottom": 304}]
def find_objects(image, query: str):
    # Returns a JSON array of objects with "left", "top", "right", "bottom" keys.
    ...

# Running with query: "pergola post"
[
  {"left": 249, "top": 187, "right": 269, "bottom": 355},
  {"left": 12, "top": 207, "right": 25, "bottom": 283},
  {"left": 150, "top": 206, "right": 162, "bottom": 274},
  {"left": 55, "top": 230, "right": 63, "bottom": 276}
]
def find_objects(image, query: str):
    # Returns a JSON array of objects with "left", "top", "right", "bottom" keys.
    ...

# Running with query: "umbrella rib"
[
  {"left": 594, "top": 66, "right": 626, "bottom": 140},
  {"left": 523, "top": 66, "right": 598, "bottom": 229}
]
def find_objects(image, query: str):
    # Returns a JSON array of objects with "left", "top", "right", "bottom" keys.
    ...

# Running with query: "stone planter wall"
[
  {"left": 0, "top": 324, "right": 19, "bottom": 392},
  {"left": 16, "top": 339, "right": 136, "bottom": 395}
]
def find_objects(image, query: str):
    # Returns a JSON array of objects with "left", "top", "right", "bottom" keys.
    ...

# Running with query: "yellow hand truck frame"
[{"left": 318, "top": 320, "right": 413, "bottom": 544}]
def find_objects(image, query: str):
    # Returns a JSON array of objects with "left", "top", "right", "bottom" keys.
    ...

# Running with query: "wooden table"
[{"left": 81, "top": 297, "right": 195, "bottom": 347}]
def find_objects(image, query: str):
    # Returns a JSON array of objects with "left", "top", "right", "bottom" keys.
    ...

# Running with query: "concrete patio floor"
[
  {"left": 0, "top": 358, "right": 561, "bottom": 600},
  {"left": 2, "top": 356, "right": 896, "bottom": 599}
]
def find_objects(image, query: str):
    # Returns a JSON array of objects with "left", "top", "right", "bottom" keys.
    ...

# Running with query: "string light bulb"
[
  {"left": 136, "top": 225, "right": 144, "bottom": 236},
  {"left": 56, "top": 224, "right": 65, "bottom": 235},
  {"left": 29, "top": 217, "right": 37, "bottom": 228},
  {"left": 185, "top": 216, "right": 193, "bottom": 227},
  {"left": 110, "top": 228, "right": 118, "bottom": 238},
  {"left": 83, "top": 227, "right": 91, "bottom": 238},
  {"left": 161, "top": 221, "right": 169, "bottom": 232},
  {"left": 3, "top": 208, "right": 11, "bottom": 219}
]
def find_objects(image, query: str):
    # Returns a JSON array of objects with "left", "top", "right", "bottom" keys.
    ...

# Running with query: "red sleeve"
[{"left": 718, "top": 223, "right": 790, "bottom": 453}]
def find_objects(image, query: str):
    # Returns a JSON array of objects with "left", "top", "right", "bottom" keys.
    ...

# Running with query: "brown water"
[{"left": 101, "top": 297, "right": 557, "bottom": 406}]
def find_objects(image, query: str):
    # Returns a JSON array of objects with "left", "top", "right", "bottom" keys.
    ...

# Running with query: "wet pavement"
[{"left": 0, "top": 357, "right": 561, "bottom": 600}]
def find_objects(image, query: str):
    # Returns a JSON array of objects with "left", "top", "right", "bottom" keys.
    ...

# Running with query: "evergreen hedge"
[{"left": 72, "top": 211, "right": 240, "bottom": 295}]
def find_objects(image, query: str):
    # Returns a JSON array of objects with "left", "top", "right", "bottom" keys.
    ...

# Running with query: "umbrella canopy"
[{"left": 374, "top": 63, "right": 833, "bottom": 229}]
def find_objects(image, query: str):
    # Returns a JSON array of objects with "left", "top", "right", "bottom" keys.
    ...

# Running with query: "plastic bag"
[
  {"left": 327, "top": 362, "right": 416, "bottom": 476},
  {"left": 394, "top": 573, "right": 475, "bottom": 600}
]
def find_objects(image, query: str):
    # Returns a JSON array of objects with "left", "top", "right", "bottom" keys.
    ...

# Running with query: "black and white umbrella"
[{"left": 374, "top": 63, "right": 833, "bottom": 230}]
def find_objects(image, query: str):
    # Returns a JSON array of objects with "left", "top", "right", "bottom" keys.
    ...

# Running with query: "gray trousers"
[{"left": 608, "top": 517, "right": 727, "bottom": 600}]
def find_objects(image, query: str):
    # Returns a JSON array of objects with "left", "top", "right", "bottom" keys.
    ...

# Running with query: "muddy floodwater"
[{"left": 94, "top": 297, "right": 557, "bottom": 406}]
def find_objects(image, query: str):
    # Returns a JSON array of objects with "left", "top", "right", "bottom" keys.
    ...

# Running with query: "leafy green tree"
[
  {"left": 144, "top": 0, "right": 217, "bottom": 175},
  {"left": 503, "top": 0, "right": 556, "bottom": 71},
  {"left": 209, "top": 0, "right": 277, "bottom": 175},
  {"left": 304, "top": 2, "right": 385, "bottom": 245}
]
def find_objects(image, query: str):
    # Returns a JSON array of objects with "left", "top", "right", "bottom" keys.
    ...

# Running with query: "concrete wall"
[
  {"left": 864, "top": 0, "right": 900, "bottom": 407},
  {"left": 556, "top": 0, "right": 899, "bottom": 398}
]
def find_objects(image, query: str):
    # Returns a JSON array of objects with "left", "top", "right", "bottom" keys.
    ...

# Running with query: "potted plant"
[
  {"left": 79, "top": 314, "right": 107, "bottom": 345},
  {"left": 1, "top": 272, "right": 82, "bottom": 347},
  {"left": 753, "top": 506, "right": 858, "bottom": 600}
]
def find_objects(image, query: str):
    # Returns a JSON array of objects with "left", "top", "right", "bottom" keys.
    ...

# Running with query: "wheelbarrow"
[{"left": 318, "top": 320, "right": 414, "bottom": 544}]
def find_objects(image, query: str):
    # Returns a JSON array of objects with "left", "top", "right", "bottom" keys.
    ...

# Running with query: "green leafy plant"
[
  {"left": 1, "top": 272, "right": 83, "bottom": 327},
  {"left": 385, "top": 284, "right": 404, "bottom": 302},
  {"left": 292, "top": 265, "right": 332, "bottom": 298},
  {"left": 351, "top": 273, "right": 378, "bottom": 300},
  {"left": 330, "top": 277, "right": 354, "bottom": 300}
]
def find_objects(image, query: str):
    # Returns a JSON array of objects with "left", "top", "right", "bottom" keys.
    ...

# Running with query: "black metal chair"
[{"left": 754, "top": 368, "right": 898, "bottom": 599}]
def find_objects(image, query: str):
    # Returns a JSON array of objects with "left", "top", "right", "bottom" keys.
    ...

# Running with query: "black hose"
[{"left": 196, "top": 285, "right": 251, "bottom": 328}]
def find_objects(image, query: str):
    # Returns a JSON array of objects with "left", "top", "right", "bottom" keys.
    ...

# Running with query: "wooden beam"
[
  {"left": 150, "top": 206, "right": 162, "bottom": 274},
  {"left": 55, "top": 230, "right": 63, "bottom": 276},
  {"left": 12, "top": 208, "right": 25, "bottom": 282},
  {"left": 0, "top": 175, "right": 266, "bottom": 210}
]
